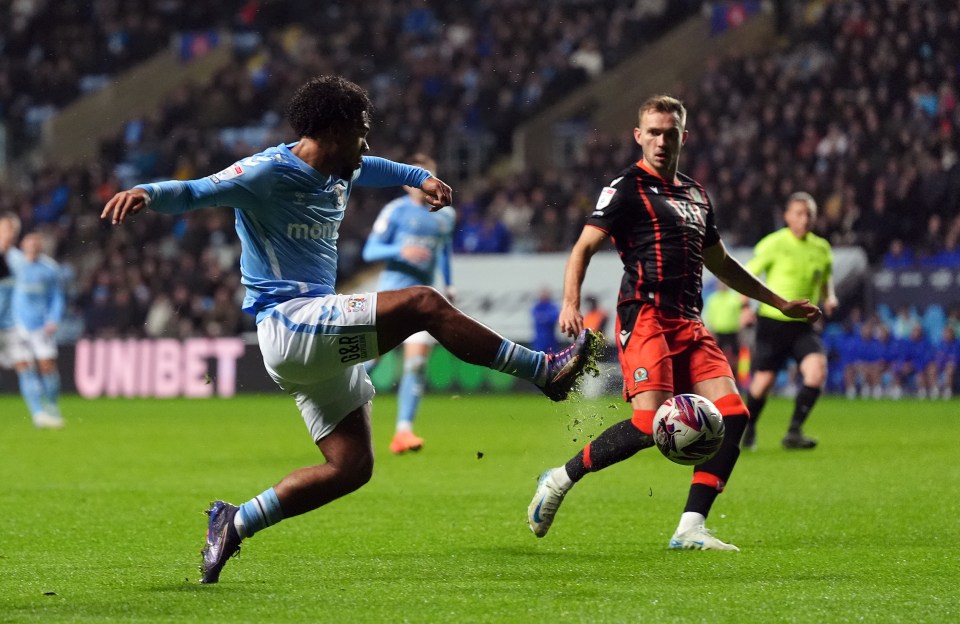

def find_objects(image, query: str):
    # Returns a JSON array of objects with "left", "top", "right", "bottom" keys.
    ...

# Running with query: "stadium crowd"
[
  {"left": 0, "top": 0, "right": 957, "bottom": 396},
  {"left": 1, "top": 0, "right": 703, "bottom": 339}
]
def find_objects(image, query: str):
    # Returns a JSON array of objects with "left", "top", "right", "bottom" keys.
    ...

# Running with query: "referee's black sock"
[
  {"left": 789, "top": 385, "right": 821, "bottom": 433},
  {"left": 564, "top": 419, "right": 653, "bottom": 482}
]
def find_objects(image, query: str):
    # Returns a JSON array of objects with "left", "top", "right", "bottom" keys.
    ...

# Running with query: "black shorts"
[
  {"left": 751, "top": 316, "right": 823, "bottom": 372},
  {"left": 714, "top": 332, "right": 739, "bottom": 356}
]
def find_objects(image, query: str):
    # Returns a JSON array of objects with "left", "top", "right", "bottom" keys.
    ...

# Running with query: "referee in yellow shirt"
[{"left": 741, "top": 192, "right": 838, "bottom": 450}]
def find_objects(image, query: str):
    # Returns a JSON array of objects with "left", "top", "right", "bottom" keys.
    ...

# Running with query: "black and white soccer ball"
[{"left": 652, "top": 393, "right": 725, "bottom": 465}]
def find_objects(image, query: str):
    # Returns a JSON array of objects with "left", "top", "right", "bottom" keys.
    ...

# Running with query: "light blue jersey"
[
  {"left": 12, "top": 249, "right": 65, "bottom": 331},
  {"left": 363, "top": 195, "right": 455, "bottom": 289},
  {"left": 137, "top": 143, "right": 431, "bottom": 322},
  {"left": 0, "top": 249, "right": 16, "bottom": 330}
]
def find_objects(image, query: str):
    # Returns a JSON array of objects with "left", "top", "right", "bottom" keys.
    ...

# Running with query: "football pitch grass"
[{"left": 1, "top": 393, "right": 957, "bottom": 623}]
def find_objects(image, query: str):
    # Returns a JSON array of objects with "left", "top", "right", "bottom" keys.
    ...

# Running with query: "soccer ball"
[{"left": 652, "top": 393, "right": 725, "bottom": 465}]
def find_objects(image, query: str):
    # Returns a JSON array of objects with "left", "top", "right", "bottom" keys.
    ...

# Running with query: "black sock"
[
  {"left": 684, "top": 415, "right": 748, "bottom": 515},
  {"left": 684, "top": 484, "right": 720, "bottom": 517},
  {"left": 745, "top": 393, "right": 766, "bottom": 428},
  {"left": 789, "top": 385, "right": 821, "bottom": 433},
  {"left": 565, "top": 418, "right": 653, "bottom": 482}
]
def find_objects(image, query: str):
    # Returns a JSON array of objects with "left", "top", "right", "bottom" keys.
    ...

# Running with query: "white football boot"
[
  {"left": 527, "top": 468, "right": 569, "bottom": 537},
  {"left": 33, "top": 411, "right": 65, "bottom": 429},
  {"left": 668, "top": 525, "right": 740, "bottom": 551}
]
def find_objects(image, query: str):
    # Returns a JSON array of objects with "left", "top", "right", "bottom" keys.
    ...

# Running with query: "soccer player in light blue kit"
[
  {"left": 4, "top": 224, "right": 66, "bottom": 429},
  {"left": 362, "top": 153, "right": 455, "bottom": 454},
  {"left": 0, "top": 214, "right": 20, "bottom": 393},
  {"left": 101, "top": 76, "right": 596, "bottom": 584}
]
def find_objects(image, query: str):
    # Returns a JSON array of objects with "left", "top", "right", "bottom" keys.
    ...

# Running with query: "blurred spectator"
[
  {"left": 842, "top": 320, "right": 879, "bottom": 400},
  {"left": 891, "top": 305, "right": 921, "bottom": 340},
  {"left": 883, "top": 239, "right": 915, "bottom": 269},
  {"left": 530, "top": 288, "right": 560, "bottom": 353},
  {"left": 924, "top": 325, "right": 958, "bottom": 399},
  {"left": 581, "top": 295, "right": 610, "bottom": 336},
  {"left": 144, "top": 292, "right": 178, "bottom": 337},
  {"left": 890, "top": 324, "right": 930, "bottom": 399}
]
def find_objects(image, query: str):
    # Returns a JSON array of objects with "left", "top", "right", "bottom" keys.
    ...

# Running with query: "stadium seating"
[{"left": 0, "top": 0, "right": 958, "bottom": 355}]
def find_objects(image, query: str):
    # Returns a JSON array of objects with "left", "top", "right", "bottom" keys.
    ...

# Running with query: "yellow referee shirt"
[{"left": 746, "top": 228, "right": 833, "bottom": 322}]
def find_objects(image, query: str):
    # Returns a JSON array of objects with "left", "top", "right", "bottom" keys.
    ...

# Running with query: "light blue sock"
[
  {"left": 397, "top": 361, "right": 425, "bottom": 431},
  {"left": 41, "top": 370, "right": 60, "bottom": 412},
  {"left": 236, "top": 487, "right": 284, "bottom": 539},
  {"left": 493, "top": 339, "right": 547, "bottom": 385},
  {"left": 17, "top": 368, "right": 45, "bottom": 417}
]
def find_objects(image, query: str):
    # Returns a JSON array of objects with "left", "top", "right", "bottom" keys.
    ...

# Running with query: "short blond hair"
[
  {"left": 639, "top": 95, "right": 687, "bottom": 128},
  {"left": 787, "top": 191, "right": 818, "bottom": 220}
]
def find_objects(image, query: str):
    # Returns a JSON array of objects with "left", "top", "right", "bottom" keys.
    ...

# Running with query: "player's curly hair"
[{"left": 286, "top": 76, "right": 373, "bottom": 139}]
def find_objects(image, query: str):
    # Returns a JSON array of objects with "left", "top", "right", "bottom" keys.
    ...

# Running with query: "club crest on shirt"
[
  {"left": 633, "top": 367, "right": 648, "bottom": 383},
  {"left": 346, "top": 295, "right": 367, "bottom": 313},
  {"left": 332, "top": 182, "right": 347, "bottom": 208}
]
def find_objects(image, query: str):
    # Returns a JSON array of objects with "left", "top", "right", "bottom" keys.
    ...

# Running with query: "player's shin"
[
  {"left": 682, "top": 394, "right": 748, "bottom": 517},
  {"left": 565, "top": 416, "right": 654, "bottom": 482}
]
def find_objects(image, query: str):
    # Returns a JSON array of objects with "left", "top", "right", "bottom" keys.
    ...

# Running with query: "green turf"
[{"left": 1, "top": 393, "right": 958, "bottom": 623}]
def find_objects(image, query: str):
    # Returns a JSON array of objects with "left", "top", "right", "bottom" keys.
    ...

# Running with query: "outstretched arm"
[
  {"left": 355, "top": 156, "right": 452, "bottom": 209},
  {"left": 101, "top": 175, "right": 259, "bottom": 225},
  {"left": 559, "top": 226, "right": 609, "bottom": 337},
  {"left": 704, "top": 240, "right": 821, "bottom": 322}
]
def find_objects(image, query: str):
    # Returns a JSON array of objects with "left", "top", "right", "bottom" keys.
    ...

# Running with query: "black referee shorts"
[{"left": 751, "top": 316, "right": 824, "bottom": 373}]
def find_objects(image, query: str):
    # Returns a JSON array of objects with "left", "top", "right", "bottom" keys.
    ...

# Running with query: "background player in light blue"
[
  {"left": 362, "top": 153, "right": 455, "bottom": 455},
  {"left": 9, "top": 230, "right": 66, "bottom": 429},
  {"left": 101, "top": 75, "right": 595, "bottom": 584},
  {"left": 0, "top": 214, "right": 20, "bottom": 391}
]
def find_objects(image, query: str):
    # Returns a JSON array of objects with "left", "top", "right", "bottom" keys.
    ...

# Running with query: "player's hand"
[
  {"left": 43, "top": 322, "right": 58, "bottom": 336},
  {"left": 558, "top": 303, "right": 583, "bottom": 338},
  {"left": 823, "top": 295, "right": 839, "bottom": 318},
  {"left": 421, "top": 177, "right": 453, "bottom": 210},
  {"left": 101, "top": 188, "right": 150, "bottom": 225},
  {"left": 780, "top": 299, "right": 822, "bottom": 323}
]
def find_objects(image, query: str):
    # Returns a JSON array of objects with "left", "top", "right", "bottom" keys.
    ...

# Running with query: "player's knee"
[
  {"left": 337, "top": 450, "right": 374, "bottom": 492},
  {"left": 407, "top": 285, "right": 444, "bottom": 312},
  {"left": 402, "top": 286, "right": 448, "bottom": 327},
  {"left": 800, "top": 355, "right": 827, "bottom": 387}
]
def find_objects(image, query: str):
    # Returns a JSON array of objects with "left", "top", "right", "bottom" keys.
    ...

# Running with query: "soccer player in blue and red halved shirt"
[
  {"left": 361, "top": 153, "right": 455, "bottom": 455},
  {"left": 102, "top": 76, "right": 597, "bottom": 584},
  {"left": 526, "top": 94, "right": 820, "bottom": 551}
]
